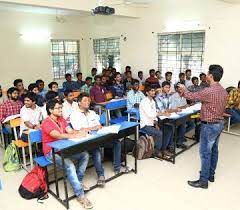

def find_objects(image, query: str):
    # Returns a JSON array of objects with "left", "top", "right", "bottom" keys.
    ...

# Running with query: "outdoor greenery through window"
[
  {"left": 51, "top": 40, "right": 80, "bottom": 79},
  {"left": 158, "top": 31, "right": 205, "bottom": 82},
  {"left": 93, "top": 37, "right": 120, "bottom": 73}
]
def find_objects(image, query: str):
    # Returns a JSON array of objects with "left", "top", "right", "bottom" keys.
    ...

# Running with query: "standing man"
[{"left": 178, "top": 65, "right": 227, "bottom": 189}]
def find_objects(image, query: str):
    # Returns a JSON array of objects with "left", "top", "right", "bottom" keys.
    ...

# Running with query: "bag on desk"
[
  {"left": 18, "top": 166, "right": 48, "bottom": 201},
  {"left": 133, "top": 135, "right": 154, "bottom": 160}
]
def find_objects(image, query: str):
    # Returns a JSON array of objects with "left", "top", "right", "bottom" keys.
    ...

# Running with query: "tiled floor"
[{"left": 0, "top": 132, "right": 240, "bottom": 210}]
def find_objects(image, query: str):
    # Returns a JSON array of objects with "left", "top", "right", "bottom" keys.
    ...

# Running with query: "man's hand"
[{"left": 178, "top": 84, "right": 186, "bottom": 93}]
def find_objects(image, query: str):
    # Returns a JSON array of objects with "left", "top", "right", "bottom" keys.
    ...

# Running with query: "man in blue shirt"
[{"left": 62, "top": 73, "right": 78, "bottom": 91}]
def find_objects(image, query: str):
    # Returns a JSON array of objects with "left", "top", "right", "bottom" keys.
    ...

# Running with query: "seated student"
[
  {"left": 199, "top": 73, "right": 209, "bottom": 89},
  {"left": 20, "top": 92, "right": 42, "bottom": 137},
  {"left": 90, "top": 68, "right": 97, "bottom": 82},
  {"left": 81, "top": 77, "right": 92, "bottom": 95},
  {"left": 139, "top": 86, "right": 171, "bottom": 158},
  {"left": 123, "top": 70, "right": 134, "bottom": 91},
  {"left": 226, "top": 80, "right": 240, "bottom": 124},
  {"left": 14, "top": 79, "right": 27, "bottom": 102},
  {"left": 48, "top": 81, "right": 64, "bottom": 100},
  {"left": 188, "top": 77, "right": 201, "bottom": 92},
  {"left": 0, "top": 87, "right": 23, "bottom": 123},
  {"left": 90, "top": 75, "right": 107, "bottom": 104},
  {"left": 137, "top": 71, "right": 145, "bottom": 86},
  {"left": 41, "top": 99, "right": 92, "bottom": 209},
  {"left": 164, "top": 71, "right": 175, "bottom": 93},
  {"left": 145, "top": 69, "right": 160, "bottom": 89},
  {"left": 185, "top": 69, "right": 193, "bottom": 88},
  {"left": 62, "top": 90, "right": 79, "bottom": 122},
  {"left": 75, "top": 72, "right": 85, "bottom": 90},
  {"left": 121, "top": 65, "right": 131, "bottom": 81},
  {"left": 36, "top": 79, "right": 48, "bottom": 98},
  {"left": 155, "top": 71, "right": 164, "bottom": 87},
  {"left": 178, "top": 72, "right": 186, "bottom": 85},
  {"left": 0, "top": 85, "right": 7, "bottom": 105},
  {"left": 42, "top": 91, "right": 61, "bottom": 119},
  {"left": 111, "top": 72, "right": 125, "bottom": 99},
  {"left": 70, "top": 94, "right": 122, "bottom": 180},
  {"left": 127, "top": 79, "right": 145, "bottom": 110},
  {"left": 28, "top": 83, "right": 45, "bottom": 107},
  {"left": 62, "top": 73, "right": 78, "bottom": 91}
]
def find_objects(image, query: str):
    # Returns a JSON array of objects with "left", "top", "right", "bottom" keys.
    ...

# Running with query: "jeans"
[
  {"left": 177, "top": 123, "right": 186, "bottom": 145},
  {"left": 104, "top": 139, "right": 121, "bottom": 172},
  {"left": 199, "top": 121, "right": 224, "bottom": 183},
  {"left": 46, "top": 151, "right": 89, "bottom": 198},
  {"left": 226, "top": 108, "right": 240, "bottom": 124},
  {"left": 91, "top": 148, "right": 105, "bottom": 177},
  {"left": 162, "top": 125, "right": 174, "bottom": 150},
  {"left": 186, "top": 120, "right": 195, "bottom": 133},
  {"left": 141, "top": 126, "right": 163, "bottom": 153}
]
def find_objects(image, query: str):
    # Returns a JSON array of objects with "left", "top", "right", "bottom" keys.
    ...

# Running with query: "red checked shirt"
[
  {"left": 183, "top": 83, "right": 227, "bottom": 122},
  {"left": 0, "top": 99, "right": 23, "bottom": 123}
]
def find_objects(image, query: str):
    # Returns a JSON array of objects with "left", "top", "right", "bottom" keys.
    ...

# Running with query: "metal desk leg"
[
  {"left": 28, "top": 135, "right": 34, "bottom": 170},
  {"left": 52, "top": 149, "right": 60, "bottom": 197},
  {"left": 135, "top": 126, "right": 139, "bottom": 174},
  {"left": 61, "top": 155, "right": 69, "bottom": 209},
  {"left": 173, "top": 123, "right": 177, "bottom": 164}
]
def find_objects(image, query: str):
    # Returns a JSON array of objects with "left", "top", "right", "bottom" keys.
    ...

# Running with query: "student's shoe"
[
  {"left": 77, "top": 196, "right": 93, "bottom": 209},
  {"left": 163, "top": 150, "right": 173, "bottom": 158},
  {"left": 97, "top": 176, "right": 105, "bottom": 187},
  {"left": 154, "top": 151, "right": 163, "bottom": 159},
  {"left": 187, "top": 180, "right": 208, "bottom": 189},
  {"left": 208, "top": 176, "right": 215, "bottom": 182}
]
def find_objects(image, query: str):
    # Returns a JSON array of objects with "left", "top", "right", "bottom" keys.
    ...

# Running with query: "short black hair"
[
  {"left": 162, "top": 81, "right": 171, "bottom": 87},
  {"left": 24, "top": 92, "right": 37, "bottom": 102},
  {"left": 191, "top": 77, "right": 199, "bottom": 83},
  {"left": 138, "top": 71, "right": 143, "bottom": 75},
  {"left": 45, "top": 91, "right": 58, "bottom": 101},
  {"left": 7, "top": 87, "right": 18, "bottom": 95},
  {"left": 199, "top": 73, "right": 206, "bottom": 78},
  {"left": 185, "top": 69, "right": 191, "bottom": 74},
  {"left": 115, "top": 72, "right": 121, "bottom": 77},
  {"left": 76, "top": 72, "right": 82, "bottom": 77},
  {"left": 208, "top": 65, "right": 224, "bottom": 82},
  {"left": 64, "top": 89, "right": 73, "bottom": 97},
  {"left": 165, "top": 71, "right": 172, "bottom": 77},
  {"left": 125, "top": 66, "right": 131, "bottom": 70},
  {"left": 149, "top": 69, "right": 155, "bottom": 74},
  {"left": 155, "top": 71, "right": 160, "bottom": 75},
  {"left": 126, "top": 70, "right": 132, "bottom": 74},
  {"left": 77, "top": 93, "right": 89, "bottom": 102},
  {"left": 179, "top": 72, "right": 185, "bottom": 78},
  {"left": 94, "top": 75, "right": 102, "bottom": 81},
  {"left": 131, "top": 79, "right": 139, "bottom": 85},
  {"left": 36, "top": 79, "right": 44, "bottom": 85},
  {"left": 174, "top": 82, "right": 181, "bottom": 91},
  {"left": 13, "top": 79, "right": 23, "bottom": 87},
  {"left": 145, "top": 85, "right": 155, "bottom": 93},
  {"left": 85, "top": 77, "right": 92, "bottom": 82},
  {"left": 46, "top": 99, "right": 62, "bottom": 115},
  {"left": 91, "top": 68, "right": 97, "bottom": 72},
  {"left": 28, "top": 83, "right": 38, "bottom": 92},
  {"left": 48, "top": 82, "right": 58, "bottom": 89},
  {"left": 65, "top": 73, "right": 71, "bottom": 78}
]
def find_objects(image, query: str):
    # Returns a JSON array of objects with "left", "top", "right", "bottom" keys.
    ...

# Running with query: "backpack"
[
  {"left": 3, "top": 142, "right": 21, "bottom": 172},
  {"left": 18, "top": 166, "right": 48, "bottom": 201},
  {"left": 133, "top": 135, "right": 155, "bottom": 160}
]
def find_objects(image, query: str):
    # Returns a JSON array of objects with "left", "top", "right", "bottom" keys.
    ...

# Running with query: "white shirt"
[
  {"left": 70, "top": 108, "right": 100, "bottom": 130},
  {"left": 20, "top": 105, "right": 42, "bottom": 135},
  {"left": 169, "top": 92, "right": 187, "bottom": 109},
  {"left": 185, "top": 79, "right": 193, "bottom": 88},
  {"left": 139, "top": 97, "right": 157, "bottom": 128},
  {"left": 62, "top": 100, "right": 78, "bottom": 122},
  {"left": 41, "top": 104, "right": 48, "bottom": 120}
]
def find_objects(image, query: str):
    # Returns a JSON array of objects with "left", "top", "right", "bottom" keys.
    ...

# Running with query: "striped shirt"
[
  {"left": 183, "top": 83, "right": 227, "bottom": 122},
  {"left": 127, "top": 90, "right": 145, "bottom": 110},
  {"left": 0, "top": 99, "right": 23, "bottom": 122}
]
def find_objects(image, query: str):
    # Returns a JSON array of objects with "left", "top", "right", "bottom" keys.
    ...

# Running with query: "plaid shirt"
[
  {"left": 111, "top": 83, "right": 125, "bottom": 98},
  {"left": 183, "top": 83, "right": 227, "bottom": 122},
  {"left": 226, "top": 88, "right": 240, "bottom": 109},
  {"left": 155, "top": 93, "right": 171, "bottom": 112},
  {"left": 0, "top": 99, "right": 23, "bottom": 122},
  {"left": 127, "top": 90, "right": 145, "bottom": 110},
  {"left": 80, "top": 84, "right": 92, "bottom": 95}
]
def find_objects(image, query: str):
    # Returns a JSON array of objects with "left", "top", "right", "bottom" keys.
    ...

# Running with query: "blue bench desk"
[{"left": 48, "top": 121, "right": 139, "bottom": 209}]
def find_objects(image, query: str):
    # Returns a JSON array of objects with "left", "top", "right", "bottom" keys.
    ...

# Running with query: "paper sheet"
[
  {"left": 69, "top": 134, "right": 93, "bottom": 142},
  {"left": 2, "top": 114, "right": 20, "bottom": 123},
  {"left": 97, "top": 124, "right": 121, "bottom": 134}
]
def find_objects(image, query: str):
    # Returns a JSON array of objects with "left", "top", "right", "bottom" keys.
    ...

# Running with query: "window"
[
  {"left": 158, "top": 31, "right": 205, "bottom": 82},
  {"left": 93, "top": 37, "right": 120, "bottom": 73},
  {"left": 51, "top": 40, "right": 80, "bottom": 79}
]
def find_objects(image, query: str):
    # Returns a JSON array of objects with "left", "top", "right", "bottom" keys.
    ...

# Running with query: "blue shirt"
[
  {"left": 62, "top": 81, "right": 78, "bottom": 91},
  {"left": 127, "top": 90, "right": 145, "bottom": 110},
  {"left": 111, "top": 83, "right": 125, "bottom": 98},
  {"left": 155, "top": 93, "right": 171, "bottom": 112}
]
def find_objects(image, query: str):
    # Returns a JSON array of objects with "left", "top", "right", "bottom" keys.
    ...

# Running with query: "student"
[
  {"left": 140, "top": 86, "right": 169, "bottom": 158},
  {"left": 91, "top": 68, "right": 97, "bottom": 81},
  {"left": 145, "top": 69, "right": 160, "bottom": 89},
  {"left": 164, "top": 72, "right": 175, "bottom": 92},
  {"left": 199, "top": 73, "right": 209, "bottom": 89},
  {"left": 90, "top": 75, "right": 107, "bottom": 104},
  {"left": 41, "top": 99, "right": 92, "bottom": 208},
  {"left": 127, "top": 80, "right": 145, "bottom": 110},
  {"left": 122, "top": 66, "right": 131, "bottom": 80},
  {"left": 28, "top": 83, "right": 45, "bottom": 107},
  {"left": 178, "top": 64, "right": 227, "bottom": 189},
  {"left": 0, "top": 87, "right": 23, "bottom": 123},
  {"left": 70, "top": 94, "right": 122, "bottom": 177},
  {"left": 0, "top": 85, "right": 7, "bottom": 105},
  {"left": 226, "top": 80, "right": 240, "bottom": 124},
  {"left": 188, "top": 77, "right": 201, "bottom": 92},
  {"left": 111, "top": 72, "right": 125, "bottom": 98},
  {"left": 48, "top": 81, "right": 64, "bottom": 99},
  {"left": 13, "top": 79, "right": 27, "bottom": 102},
  {"left": 155, "top": 71, "right": 163, "bottom": 87},
  {"left": 185, "top": 69, "right": 193, "bottom": 88},
  {"left": 137, "top": 71, "right": 145, "bottom": 85},
  {"left": 36, "top": 79, "right": 48, "bottom": 98},
  {"left": 62, "top": 73, "right": 78, "bottom": 91},
  {"left": 76, "top": 72, "right": 85, "bottom": 89},
  {"left": 42, "top": 91, "right": 60, "bottom": 119},
  {"left": 123, "top": 70, "right": 134, "bottom": 91},
  {"left": 20, "top": 92, "right": 42, "bottom": 136},
  {"left": 178, "top": 72, "right": 186, "bottom": 85},
  {"left": 80, "top": 77, "right": 92, "bottom": 95},
  {"left": 62, "top": 90, "right": 79, "bottom": 122}
]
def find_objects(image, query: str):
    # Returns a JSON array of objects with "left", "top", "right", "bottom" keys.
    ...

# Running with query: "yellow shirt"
[{"left": 226, "top": 88, "right": 240, "bottom": 109}]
